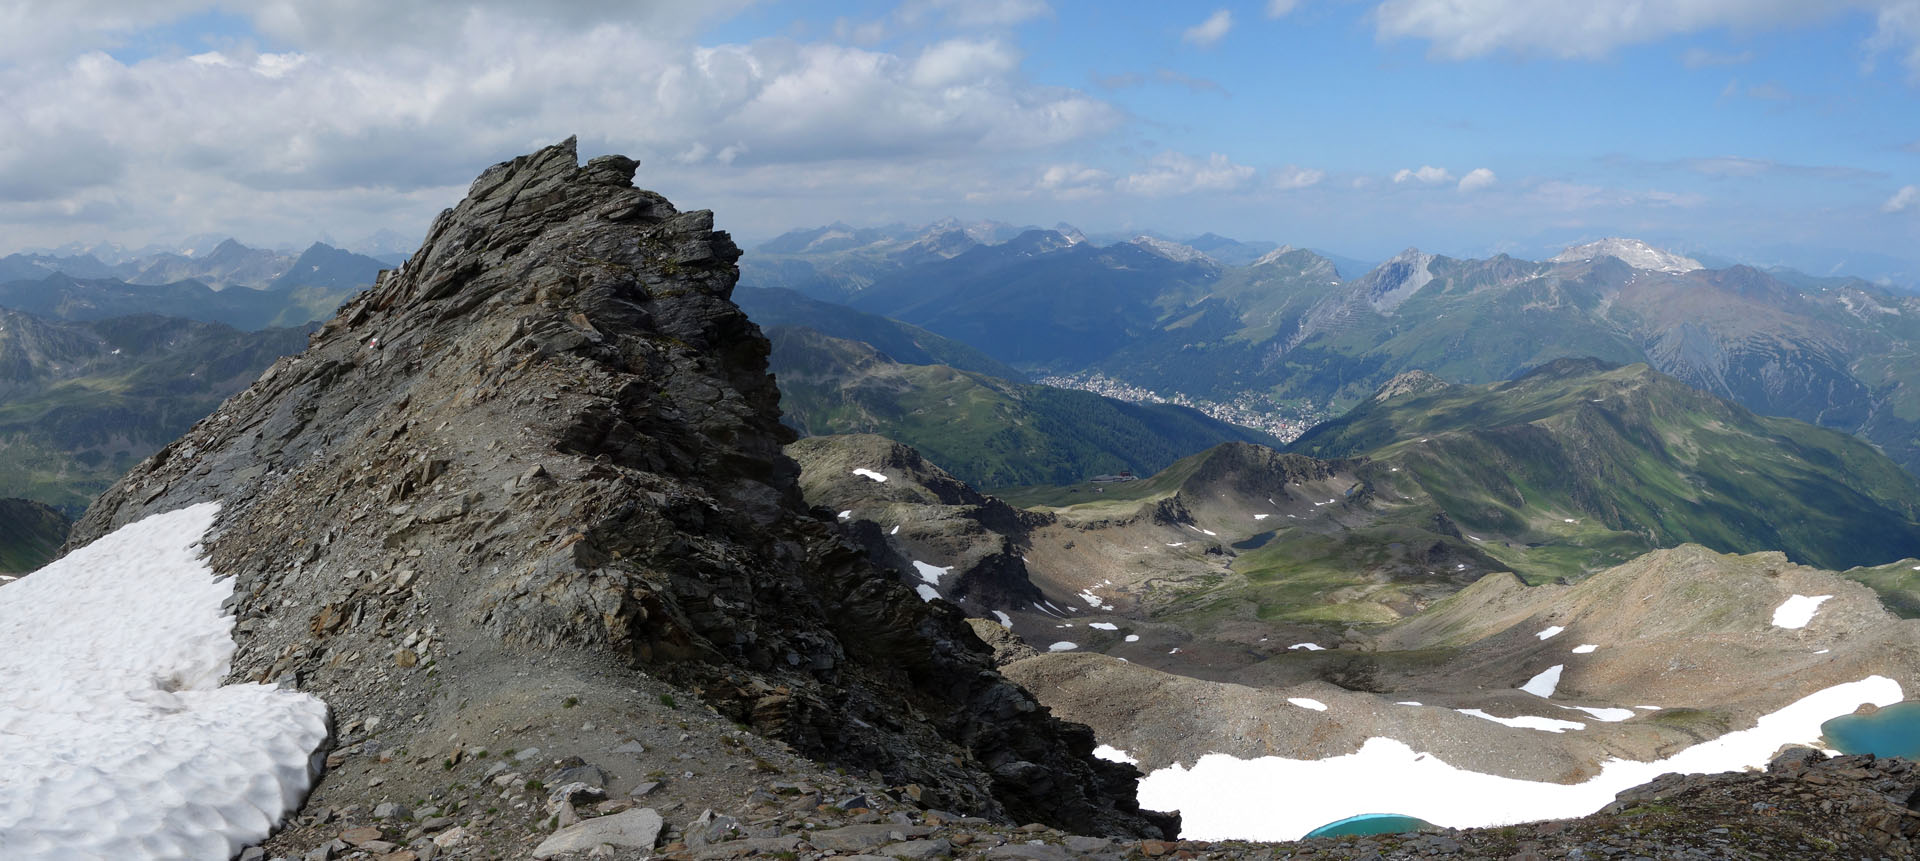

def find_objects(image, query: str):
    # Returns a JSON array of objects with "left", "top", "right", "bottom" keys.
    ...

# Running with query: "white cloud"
[
  {"left": 1457, "top": 167, "right": 1497, "bottom": 192},
  {"left": 1374, "top": 0, "right": 1835, "bottom": 61},
  {"left": 1272, "top": 165, "right": 1325, "bottom": 189},
  {"left": 1183, "top": 9, "right": 1234, "bottom": 47},
  {"left": 1867, "top": 0, "right": 1920, "bottom": 81},
  {"left": 897, "top": 0, "right": 1052, "bottom": 28},
  {"left": 1119, "top": 152, "right": 1255, "bottom": 196},
  {"left": 1037, "top": 163, "right": 1112, "bottom": 199},
  {"left": 910, "top": 38, "right": 1021, "bottom": 87},
  {"left": 0, "top": 6, "right": 1122, "bottom": 249},
  {"left": 1393, "top": 165, "right": 1453, "bottom": 184},
  {"left": 1267, "top": 0, "right": 1301, "bottom": 17},
  {"left": 1886, "top": 185, "right": 1920, "bottom": 212}
]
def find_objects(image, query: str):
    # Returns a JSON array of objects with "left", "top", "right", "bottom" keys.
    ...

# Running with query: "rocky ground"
[{"left": 251, "top": 747, "right": 1920, "bottom": 859}]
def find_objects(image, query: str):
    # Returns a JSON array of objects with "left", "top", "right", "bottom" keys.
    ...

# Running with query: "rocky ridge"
[{"left": 67, "top": 138, "right": 1171, "bottom": 856}]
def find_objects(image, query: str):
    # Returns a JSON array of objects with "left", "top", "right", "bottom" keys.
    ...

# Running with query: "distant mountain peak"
[
  {"left": 1551, "top": 238, "right": 1702, "bottom": 273},
  {"left": 1129, "top": 235, "right": 1212, "bottom": 264},
  {"left": 1251, "top": 245, "right": 1299, "bottom": 267}
]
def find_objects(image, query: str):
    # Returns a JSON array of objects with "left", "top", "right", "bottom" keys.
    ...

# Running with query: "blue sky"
[{"left": 1, "top": 0, "right": 1917, "bottom": 281}]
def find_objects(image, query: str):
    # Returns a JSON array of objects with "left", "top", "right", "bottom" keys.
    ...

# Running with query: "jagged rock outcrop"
[{"left": 68, "top": 138, "right": 1173, "bottom": 839}]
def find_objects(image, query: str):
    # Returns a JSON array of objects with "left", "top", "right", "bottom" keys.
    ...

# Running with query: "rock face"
[{"left": 68, "top": 138, "right": 1173, "bottom": 838}]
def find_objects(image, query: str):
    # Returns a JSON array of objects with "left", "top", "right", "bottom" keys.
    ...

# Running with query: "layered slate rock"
[{"left": 69, "top": 138, "right": 1173, "bottom": 838}]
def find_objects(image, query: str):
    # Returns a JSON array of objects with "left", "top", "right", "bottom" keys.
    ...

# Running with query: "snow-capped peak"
[{"left": 1551, "top": 238, "right": 1702, "bottom": 274}]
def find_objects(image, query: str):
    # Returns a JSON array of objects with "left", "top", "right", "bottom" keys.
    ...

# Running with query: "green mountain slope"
[
  {"left": 768, "top": 326, "right": 1280, "bottom": 489},
  {"left": 0, "top": 498, "right": 69, "bottom": 572},
  {"left": 0, "top": 309, "right": 312, "bottom": 514},
  {"left": 1289, "top": 359, "right": 1920, "bottom": 572}
]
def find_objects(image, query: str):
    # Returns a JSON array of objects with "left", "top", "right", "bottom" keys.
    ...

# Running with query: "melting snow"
[
  {"left": 1089, "top": 622, "right": 1119, "bottom": 631},
  {"left": 911, "top": 561, "right": 951, "bottom": 585},
  {"left": 837, "top": 510, "right": 852, "bottom": 521},
  {"left": 915, "top": 584, "right": 939, "bottom": 602},
  {"left": 1093, "top": 745, "right": 1138, "bottom": 765},
  {"left": 1456, "top": 709, "right": 1586, "bottom": 733},
  {"left": 992, "top": 611, "right": 1012, "bottom": 629},
  {"left": 1535, "top": 626, "right": 1564, "bottom": 641},
  {"left": 1125, "top": 634, "right": 1141, "bottom": 642},
  {"left": 1254, "top": 514, "right": 1270, "bottom": 521},
  {"left": 1288, "top": 698, "right": 1329, "bottom": 712},
  {"left": 1571, "top": 644, "right": 1598, "bottom": 654},
  {"left": 851, "top": 468, "right": 888, "bottom": 483},
  {"left": 1049, "top": 642, "right": 1078, "bottom": 652},
  {"left": 1772, "top": 595, "right": 1832, "bottom": 629},
  {"left": 0, "top": 503, "right": 331, "bottom": 858},
  {"left": 1289, "top": 643, "right": 1327, "bottom": 651},
  {"left": 1077, "top": 590, "right": 1111, "bottom": 610},
  {"left": 1521, "top": 665, "right": 1564, "bottom": 698},
  {"left": 1142, "top": 677, "right": 1899, "bottom": 841}
]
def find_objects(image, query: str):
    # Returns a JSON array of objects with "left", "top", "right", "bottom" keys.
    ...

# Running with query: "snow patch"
[
  {"left": 0, "top": 503, "right": 331, "bottom": 858},
  {"left": 1088, "top": 622, "right": 1119, "bottom": 631},
  {"left": 1288, "top": 698, "right": 1329, "bottom": 712},
  {"left": 1077, "top": 590, "right": 1111, "bottom": 611},
  {"left": 851, "top": 468, "right": 888, "bottom": 483},
  {"left": 915, "top": 584, "right": 939, "bottom": 602},
  {"left": 1049, "top": 642, "right": 1079, "bottom": 652},
  {"left": 1139, "top": 676, "right": 1899, "bottom": 841},
  {"left": 1254, "top": 514, "right": 1270, "bottom": 521},
  {"left": 911, "top": 561, "right": 951, "bottom": 585},
  {"left": 1571, "top": 644, "right": 1598, "bottom": 654},
  {"left": 992, "top": 611, "right": 1012, "bottom": 629},
  {"left": 1456, "top": 709, "right": 1586, "bottom": 733},
  {"left": 837, "top": 510, "right": 852, "bottom": 521},
  {"left": 1520, "top": 665, "right": 1564, "bottom": 698},
  {"left": 1535, "top": 626, "right": 1564, "bottom": 641},
  {"left": 1772, "top": 594, "right": 1832, "bottom": 629},
  {"left": 1289, "top": 643, "right": 1327, "bottom": 651},
  {"left": 1093, "top": 745, "right": 1137, "bottom": 765},
  {"left": 1125, "top": 634, "right": 1141, "bottom": 642}
]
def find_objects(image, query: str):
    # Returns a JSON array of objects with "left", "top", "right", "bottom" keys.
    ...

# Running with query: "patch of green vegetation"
[{"left": 769, "top": 326, "right": 1277, "bottom": 490}]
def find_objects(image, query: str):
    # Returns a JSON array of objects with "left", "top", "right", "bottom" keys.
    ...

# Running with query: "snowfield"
[
  {"left": 1771, "top": 594, "right": 1832, "bottom": 629},
  {"left": 0, "top": 503, "right": 330, "bottom": 859},
  {"left": 1141, "top": 676, "right": 1900, "bottom": 840}
]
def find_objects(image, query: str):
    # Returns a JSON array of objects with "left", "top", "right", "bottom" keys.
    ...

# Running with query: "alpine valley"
[{"left": 10, "top": 142, "right": 1920, "bottom": 861}]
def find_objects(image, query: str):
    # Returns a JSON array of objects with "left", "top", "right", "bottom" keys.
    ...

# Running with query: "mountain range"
[{"left": 745, "top": 228, "right": 1920, "bottom": 478}]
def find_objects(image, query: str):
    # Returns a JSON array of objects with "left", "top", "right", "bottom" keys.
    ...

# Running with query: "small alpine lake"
[
  {"left": 1821, "top": 700, "right": 1920, "bottom": 758},
  {"left": 1303, "top": 813, "right": 1434, "bottom": 839}
]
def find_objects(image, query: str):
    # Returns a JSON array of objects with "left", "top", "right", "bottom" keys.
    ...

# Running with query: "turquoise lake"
[
  {"left": 1303, "top": 813, "right": 1433, "bottom": 839},
  {"left": 1821, "top": 701, "right": 1920, "bottom": 758}
]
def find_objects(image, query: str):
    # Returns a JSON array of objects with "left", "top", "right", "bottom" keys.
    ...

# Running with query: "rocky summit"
[{"left": 67, "top": 138, "right": 1172, "bottom": 857}]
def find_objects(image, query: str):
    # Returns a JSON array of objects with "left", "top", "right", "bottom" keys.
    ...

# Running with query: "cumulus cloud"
[
  {"left": 1037, "top": 163, "right": 1112, "bottom": 199},
  {"left": 0, "top": 4, "right": 1124, "bottom": 248},
  {"left": 1457, "top": 167, "right": 1497, "bottom": 191},
  {"left": 1119, "top": 152, "right": 1255, "bottom": 196},
  {"left": 1886, "top": 185, "right": 1920, "bottom": 212},
  {"left": 1183, "top": 9, "right": 1233, "bottom": 47},
  {"left": 1867, "top": 0, "right": 1920, "bottom": 81},
  {"left": 1393, "top": 165, "right": 1453, "bottom": 184},
  {"left": 1267, "top": 0, "right": 1301, "bottom": 17},
  {"left": 1271, "top": 165, "right": 1325, "bottom": 189}
]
